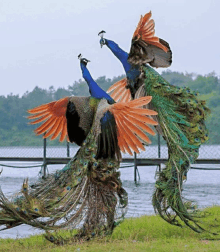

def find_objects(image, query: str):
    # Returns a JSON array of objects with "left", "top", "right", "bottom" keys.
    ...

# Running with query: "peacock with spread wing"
[
  {"left": 0, "top": 55, "right": 157, "bottom": 243},
  {"left": 99, "top": 11, "right": 210, "bottom": 232}
]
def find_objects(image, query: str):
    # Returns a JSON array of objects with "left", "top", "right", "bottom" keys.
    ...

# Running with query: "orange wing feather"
[
  {"left": 132, "top": 11, "right": 168, "bottom": 53},
  {"left": 117, "top": 114, "right": 145, "bottom": 151},
  {"left": 108, "top": 96, "right": 158, "bottom": 155},
  {"left": 107, "top": 78, "right": 132, "bottom": 103},
  {"left": 27, "top": 97, "right": 69, "bottom": 142}
]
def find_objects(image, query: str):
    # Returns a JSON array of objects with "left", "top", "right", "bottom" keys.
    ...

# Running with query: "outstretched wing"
[
  {"left": 94, "top": 97, "right": 158, "bottom": 160},
  {"left": 128, "top": 11, "right": 172, "bottom": 68},
  {"left": 27, "top": 96, "right": 94, "bottom": 146},
  {"left": 106, "top": 78, "right": 131, "bottom": 103}
]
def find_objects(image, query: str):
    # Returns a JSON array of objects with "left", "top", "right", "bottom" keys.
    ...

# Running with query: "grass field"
[{"left": 1, "top": 206, "right": 220, "bottom": 252}]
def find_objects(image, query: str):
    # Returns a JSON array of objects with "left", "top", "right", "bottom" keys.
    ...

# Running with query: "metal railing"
[{"left": 0, "top": 134, "right": 220, "bottom": 181}]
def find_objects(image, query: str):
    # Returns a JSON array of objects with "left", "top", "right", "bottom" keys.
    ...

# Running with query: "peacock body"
[
  {"left": 100, "top": 11, "right": 210, "bottom": 232},
  {"left": 0, "top": 56, "right": 157, "bottom": 242},
  {"left": 0, "top": 98, "right": 126, "bottom": 239}
]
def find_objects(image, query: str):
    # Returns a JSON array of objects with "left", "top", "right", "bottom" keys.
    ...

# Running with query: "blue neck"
[
  {"left": 105, "top": 39, "right": 141, "bottom": 82},
  {"left": 80, "top": 62, "right": 115, "bottom": 104},
  {"left": 105, "top": 39, "right": 131, "bottom": 72}
]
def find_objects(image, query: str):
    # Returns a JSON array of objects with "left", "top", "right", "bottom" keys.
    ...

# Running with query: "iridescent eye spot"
[
  {"left": 108, "top": 162, "right": 113, "bottom": 167},
  {"left": 66, "top": 186, "right": 71, "bottom": 191},
  {"left": 34, "top": 208, "right": 39, "bottom": 212},
  {"left": 50, "top": 236, "right": 54, "bottom": 241}
]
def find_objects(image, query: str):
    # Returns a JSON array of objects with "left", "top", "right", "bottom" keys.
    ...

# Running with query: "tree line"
[{"left": 0, "top": 70, "right": 219, "bottom": 146}]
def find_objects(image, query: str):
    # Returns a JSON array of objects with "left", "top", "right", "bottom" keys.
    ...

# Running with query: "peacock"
[
  {"left": 99, "top": 11, "right": 210, "bottom": 232},
  {"left": 0, "top": 55, "right": 158, "bottom": 243}
]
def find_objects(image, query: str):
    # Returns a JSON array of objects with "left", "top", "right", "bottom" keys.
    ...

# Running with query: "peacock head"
[
  {"left": 78, "top": 54, "right": 90, "bottom": 66},
  {"left": 98, "top": 30, "right": 106, "bottom": 48}
]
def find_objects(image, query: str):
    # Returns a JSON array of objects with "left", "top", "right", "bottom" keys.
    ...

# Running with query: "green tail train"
[
  {"left": 141, "top": 65, "right": 210, "bottom": 232},
  {"left": 0, "top": 99, "right": 128, "bottom": 242}
]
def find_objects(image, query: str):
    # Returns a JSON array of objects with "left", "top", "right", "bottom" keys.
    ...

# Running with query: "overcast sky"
[{"left": 0, "top": 0, "right": 219, "bottom": 96}]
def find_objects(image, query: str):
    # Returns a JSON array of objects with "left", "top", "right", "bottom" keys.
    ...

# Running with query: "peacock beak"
[
  {"left": 98, "top": 30, "right": 106, "bottom": 48},
  {"left": 100, "top": 38, "right": 105, "bottom": 48}
]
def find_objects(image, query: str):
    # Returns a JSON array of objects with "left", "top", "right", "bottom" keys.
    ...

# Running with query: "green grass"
[{"left": 1, "top": 206, "right": 220, "bottom": 252}]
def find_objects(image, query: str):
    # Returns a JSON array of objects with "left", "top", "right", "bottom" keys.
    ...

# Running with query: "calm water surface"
[{"left": 0, "top": 146, "right": 219, "bottom": 238}]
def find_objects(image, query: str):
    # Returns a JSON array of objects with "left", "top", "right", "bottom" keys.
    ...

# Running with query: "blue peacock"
[
  {"left": 99, "top": 11, "right": 210, "bottom": 232},
  {"left": 0, "top": 55, "right": 157, "bottom": 243}
]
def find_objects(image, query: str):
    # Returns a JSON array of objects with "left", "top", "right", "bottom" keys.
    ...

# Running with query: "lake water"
[{"left": 0, "top": 146, "right": 219, "bottom": 239}]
